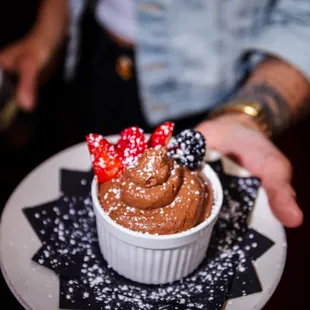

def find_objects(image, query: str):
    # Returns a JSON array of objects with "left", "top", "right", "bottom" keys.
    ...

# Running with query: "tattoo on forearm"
[{"left": 234, "top": 83, "right": 293, "bottom": 136}]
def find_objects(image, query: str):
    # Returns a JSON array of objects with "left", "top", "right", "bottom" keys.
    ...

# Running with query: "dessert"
[
  {"left": 98, "top": 147, "right": 213, "bottom": 234},
  {"left": 86, "top": 122, "right": 213, "bottom": 235},
  {"left": 88, "top": 122, "right": 223, "bottom": 284}
]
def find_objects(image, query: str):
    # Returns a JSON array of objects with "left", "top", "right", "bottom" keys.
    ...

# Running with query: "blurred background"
[
  {"left": 0, "top": 0, "right": 82, "bottom": 204},
  {"left": 0, "top": 3, "right": 82, "bottom": 307},
  {"left": 0, "top": 1, "right": 308, "bottom": 309}
]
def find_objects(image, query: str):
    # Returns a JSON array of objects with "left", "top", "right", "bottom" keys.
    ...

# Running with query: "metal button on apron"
[{"left": 116, "top": 55, "right": 133, "bottom": 80}]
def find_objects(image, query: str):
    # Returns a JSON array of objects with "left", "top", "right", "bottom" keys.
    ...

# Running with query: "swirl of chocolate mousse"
[{"left": 98, "top": 147, "right": 213, "bottom": 235}]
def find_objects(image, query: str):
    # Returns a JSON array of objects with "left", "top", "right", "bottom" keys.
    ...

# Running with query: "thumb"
[{"left": 16, "top": 56, "right": 40, "bottom": 111}]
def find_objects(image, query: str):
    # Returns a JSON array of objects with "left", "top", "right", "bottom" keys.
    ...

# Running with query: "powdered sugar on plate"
[{"left": 23, "top": 160, "right": 274, "bottom": 310}]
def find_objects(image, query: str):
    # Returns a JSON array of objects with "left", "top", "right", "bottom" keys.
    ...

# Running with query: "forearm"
[
  {"left": 31, "top": 0, "right": 69, "bottom": 52},
  {"left": 235, "top": 57, "right": 310, "bottom": 136}
]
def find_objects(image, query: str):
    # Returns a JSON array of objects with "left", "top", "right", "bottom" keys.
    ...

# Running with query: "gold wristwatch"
[{"left": 209, "top": 99, "right": 273, "bottom": 138}]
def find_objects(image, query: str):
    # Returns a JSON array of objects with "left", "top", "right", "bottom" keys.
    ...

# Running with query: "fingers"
[
  {"left": 16, "top": 56, "right": 40, "bottom": 111},
  {"left": 0, "top": 38, "right": 46, "bottom": 111},
  {"left": 231, "top": 141, "right": 303, "bottom": 228},
  {"left": 266, "top": 182, "right": 303, "bottom": 227},
  {"left": 196, "top": 118, "right": 303, "bottom": 228}
]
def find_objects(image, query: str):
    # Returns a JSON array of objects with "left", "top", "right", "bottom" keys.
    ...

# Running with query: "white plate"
[{"left": 0, "top": 136, "right": 287, "bottom": 310}]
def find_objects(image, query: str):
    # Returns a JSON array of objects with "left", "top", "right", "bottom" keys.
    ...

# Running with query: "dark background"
[{"left": 0, "top": 1, "right": 308, "bottom": 309}]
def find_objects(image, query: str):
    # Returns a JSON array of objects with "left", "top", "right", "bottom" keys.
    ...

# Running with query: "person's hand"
[
  {"left": 0, "top": 32, "right": 54, "bottom": 111},
  {"left": 196, "top": 114, "right": 303, "bottom": 228}
]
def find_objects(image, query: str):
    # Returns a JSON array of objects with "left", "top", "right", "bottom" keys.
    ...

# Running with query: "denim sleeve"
[{"left": 244, "top": 0, "right": 310, "bottom": 81}]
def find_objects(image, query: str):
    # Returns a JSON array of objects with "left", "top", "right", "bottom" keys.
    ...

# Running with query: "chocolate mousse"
[{"left": 98, "top": 147, "right": 213, "bottom": 235}]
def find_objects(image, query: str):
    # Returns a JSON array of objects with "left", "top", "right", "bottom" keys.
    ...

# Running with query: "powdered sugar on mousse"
[{"left": 98, "top": 147, "right": 214, "bottom": 235}]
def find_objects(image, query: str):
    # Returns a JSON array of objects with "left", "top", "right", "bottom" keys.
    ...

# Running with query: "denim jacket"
[{"left": 68, "top": 0, "right": 310, "bottom": 126}]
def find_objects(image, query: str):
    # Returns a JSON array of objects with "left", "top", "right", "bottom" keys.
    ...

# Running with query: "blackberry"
[{"left": 168, "top": 129, "right": 206, "bottom": 170}]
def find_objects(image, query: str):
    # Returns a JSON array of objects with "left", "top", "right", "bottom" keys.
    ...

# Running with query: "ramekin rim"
[{"left": 91, "top": 163, "right": 223, "bottom": 241}]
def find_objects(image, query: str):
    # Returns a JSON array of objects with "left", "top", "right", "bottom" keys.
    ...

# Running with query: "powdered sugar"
[{"left": 23, "top": 161, "right": 274, "bottom": 310}]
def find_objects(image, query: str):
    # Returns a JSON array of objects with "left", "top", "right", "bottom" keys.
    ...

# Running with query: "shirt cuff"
[{"left": 243, "top": 25, "right": 310, "bottom": 82}]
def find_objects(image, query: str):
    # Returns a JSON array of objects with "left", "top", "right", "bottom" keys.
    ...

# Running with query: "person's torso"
[
  {"left": 96, "top": 0, "right": 137, "bottom": 43},
  {"left": 70, "top": 0, "right": 275, "bottom": 125}
]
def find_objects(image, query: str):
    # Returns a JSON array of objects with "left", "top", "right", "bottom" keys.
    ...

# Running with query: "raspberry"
[{"left": 168, "top": 129, "right": 206, "bottom": 170}]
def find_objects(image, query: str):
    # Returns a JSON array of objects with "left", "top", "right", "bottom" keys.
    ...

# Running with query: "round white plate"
[{"left": 0, "top": 136, "right": 287, "bottom": 310}]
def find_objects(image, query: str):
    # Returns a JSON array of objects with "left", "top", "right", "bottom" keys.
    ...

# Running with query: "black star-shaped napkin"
[{"left": 23, "top": 159, "right": 275, "bottom": 310}]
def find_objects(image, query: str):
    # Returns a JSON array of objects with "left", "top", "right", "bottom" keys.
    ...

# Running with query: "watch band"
[
  {"left": 236, "top": 84, "right": 292, "bottom": 134},
  {"left": 209, "top": 98, "right": 273, "bottom": 137}
]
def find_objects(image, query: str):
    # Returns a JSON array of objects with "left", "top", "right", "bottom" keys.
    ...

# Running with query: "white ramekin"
[{"left": 91, "top": 163, "right": 223, "bottom": 285}]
